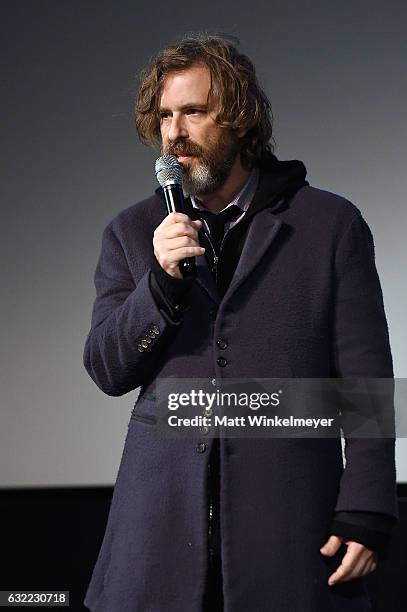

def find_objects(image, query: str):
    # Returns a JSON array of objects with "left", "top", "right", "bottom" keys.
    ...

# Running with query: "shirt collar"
[{"left": 189, "top": 166, "right": 259, "bottom": 214}]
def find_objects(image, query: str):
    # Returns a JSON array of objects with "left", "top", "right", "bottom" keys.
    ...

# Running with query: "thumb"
[{"left": 320, "top": 535, "right": 343, "bottom": 556}]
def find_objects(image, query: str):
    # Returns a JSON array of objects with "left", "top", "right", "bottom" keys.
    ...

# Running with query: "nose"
[{"left": 167, "top": 112, "right": 188, "bottom": 143}]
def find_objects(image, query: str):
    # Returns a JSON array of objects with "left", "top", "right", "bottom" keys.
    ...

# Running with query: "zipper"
[
  {"left": 202, "top": 228, "right": 220, "bottom": 286},
  {"left": 201, "top": 212, "right": 243, "bottom": 288}
]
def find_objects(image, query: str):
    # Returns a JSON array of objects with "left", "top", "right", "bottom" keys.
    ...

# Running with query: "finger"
[
  {"left": 357, "top": 557, "right": 375, "bottom": 578},
  {"left": 331, "top": 558, "right": 371, "bottom": 584},
  {"left": 360, "top": 552, "right": 378, "bottom": 577},
  {"left": 169, "top": 223, "right": 201, "bottom": 240},
  {"left": 320, "top": 535, "right": 342, "bottom": 556},
  {"left": 327, "top": 543, "right": 369, "bottom": 585},
  {"left": 158, "top": 245, "right": 205, "bottom": 265},
  {"left": 364, "top": 557, "right": 378, "bottom": 576},
  {"left": 164, "top": 212, "right": 192, "bottom": 224},
  {"left": 327, "top": 548, "right": 358, "bottom": 585},
  {"left": 162, "top": 235, "right": 202, "bottom": 251},
  {"left": 328, "top": 561, "right": 352, "bottom": 586},
  {"left": 345, "top": 554, "right": 373, "bottom": 582},
  {"left": 157, "top": 221, "right": 201, "bottom": 242},
  {"left": 166, "top": 246, "right": 206, "bottom": 260},
  {"left": 155, "top": 213, "right": 194, "bottom": 233}
]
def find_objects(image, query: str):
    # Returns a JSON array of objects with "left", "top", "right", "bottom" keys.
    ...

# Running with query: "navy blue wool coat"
[{"left": 83, "top": 162, "right": 397, "bottom": 611}]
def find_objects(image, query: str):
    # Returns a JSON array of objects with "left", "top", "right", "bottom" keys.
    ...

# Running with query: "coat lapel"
[
  {"left": 221, "top": 210, "right": 283, "bottom": 302},
  {"left": 193, "top": 209, "right": 283, "bottom": 304}
]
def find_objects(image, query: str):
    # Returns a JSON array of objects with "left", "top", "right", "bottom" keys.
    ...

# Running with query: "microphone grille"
[{"left": 155, "top": 154, "right": 183, "bottom": 187}]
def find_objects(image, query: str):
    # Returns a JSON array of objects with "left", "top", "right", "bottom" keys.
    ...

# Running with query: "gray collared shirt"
[{"left": 189, "top": 167, "right": 259, "bottom": 239}]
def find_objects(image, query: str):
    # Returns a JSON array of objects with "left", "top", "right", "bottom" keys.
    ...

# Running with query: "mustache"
[{"left": 165, "top": 141, "right": 204, "bottom": 158}]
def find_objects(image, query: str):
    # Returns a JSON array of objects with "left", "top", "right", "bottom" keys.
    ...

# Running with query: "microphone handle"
[{"left": 162, "top": 183, "right": 197, "bottom": 277}]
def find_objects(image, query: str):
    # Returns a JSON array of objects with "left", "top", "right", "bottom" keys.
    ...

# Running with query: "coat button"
[
  {"left": 150, "top": 324, "right": 160, "bottom": 335},
  {"left": 217, "top": 357, "right": 227, "bottom": 367},
  {"left": 216, "top": 338, "right": 228, "bottom": 349},
  {"left": 141, "top": 339, "right": 149, "bottom": 348},
  {"left": 211, "top": 378, "right": 217, "bottom": 386},
  {"left": 200, "top": 426, "right": 210, "bottom": 435},
  {"left": 204, "top": 407, "right": 213, "bottom": 417},
  {"left": 209, "top": 308, "right": 218, "bottom": 319},
  {"left": 137, "top": 345, "right": 144, "bottom": 352},
  {"left": 196, "top": 442, "right": 206, "bottom": 453}
]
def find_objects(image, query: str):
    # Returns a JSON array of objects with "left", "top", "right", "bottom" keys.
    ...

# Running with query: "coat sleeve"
[
  {"left": 329, "top": 510, "right": 396, "bottom": 559},
  {"left": 331, "top": 211, "right": 398, "bottom": 521},
  {"left": 149, "top": 253, "right": 196, "bottom": 319},
  {"left": 83, "top": 222, "right": 189, "bottom": 396}
]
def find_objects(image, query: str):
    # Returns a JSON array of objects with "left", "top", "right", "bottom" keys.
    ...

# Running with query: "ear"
[{"left": 236, "top": 125, "right": 249, "bottom": 139}]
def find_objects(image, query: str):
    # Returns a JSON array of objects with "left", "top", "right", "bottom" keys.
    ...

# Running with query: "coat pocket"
[
  {"left": 130, "top": 394, "right": 158, "bottom": 425},
  {"left": 130, "top": 411, "right": 157, "bottom": 425}
]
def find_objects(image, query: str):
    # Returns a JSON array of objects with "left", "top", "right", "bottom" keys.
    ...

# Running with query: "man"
[{"left": 83, "top": 33, "right": 398, "bottom": 611}]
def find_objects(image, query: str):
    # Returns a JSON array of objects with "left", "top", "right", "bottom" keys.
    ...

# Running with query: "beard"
[{"left": 162, "top": 130, "right": 241, "bottom": 197}]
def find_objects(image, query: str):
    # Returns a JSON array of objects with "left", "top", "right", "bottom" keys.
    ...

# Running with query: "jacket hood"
[{"left": 244, "top": 149, "right": 309, "bottom": 220}]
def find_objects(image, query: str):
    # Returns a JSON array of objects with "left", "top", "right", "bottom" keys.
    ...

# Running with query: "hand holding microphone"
[
  {"left": 154, "top": 154, "right": 205, "bottom": 278},
  {"left": 152, "top": 212, "right": 204, "bottom": 279}
]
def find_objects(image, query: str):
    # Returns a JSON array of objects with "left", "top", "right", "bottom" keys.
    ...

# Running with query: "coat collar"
[{"left": 193, "top": 209, "right": 285, "bottom": 304}]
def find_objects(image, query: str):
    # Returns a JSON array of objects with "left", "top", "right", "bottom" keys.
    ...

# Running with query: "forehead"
[{"left": 159, "top": 64, "right": 211, "bottom": 109}]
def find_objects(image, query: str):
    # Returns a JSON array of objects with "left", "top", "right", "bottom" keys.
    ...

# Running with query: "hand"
[
  {"left": 153, "top": 212, "right": 205, "bottom": 279},
  {"left": 320, "top": 535, "right": 378, "bottom": 586}
]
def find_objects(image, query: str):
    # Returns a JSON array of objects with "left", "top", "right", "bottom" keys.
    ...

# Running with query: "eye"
[
  {"left": 187, "top": 108, "right": 204, "bottom": 115},
  {"left": 159, "top": 112, "right": 171, "bottom": 121}
]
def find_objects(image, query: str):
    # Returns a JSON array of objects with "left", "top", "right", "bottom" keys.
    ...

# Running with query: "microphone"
[{"left": 155, "top": 154, "right": 196, "bottom": 277}]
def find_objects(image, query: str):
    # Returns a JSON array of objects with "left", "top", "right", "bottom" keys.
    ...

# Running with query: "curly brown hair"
[{"left": 134, "top": 32, "right": 275, "bottom": 169}]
